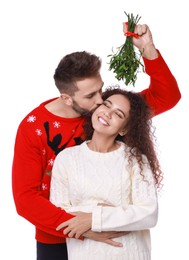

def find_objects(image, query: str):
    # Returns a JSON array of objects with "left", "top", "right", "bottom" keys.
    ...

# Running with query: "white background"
[{"left": 0, "top": 0, "right": 188, "bottom": 259}]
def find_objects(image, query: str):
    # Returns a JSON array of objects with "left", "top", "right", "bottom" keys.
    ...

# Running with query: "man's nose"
[{"left": 95, "top": 92, "right": 103, "bottom": 105}]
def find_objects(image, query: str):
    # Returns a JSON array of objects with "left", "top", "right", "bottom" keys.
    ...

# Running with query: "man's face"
[{"left": 71, "top": 75, "right": 104, "bottom": 116}]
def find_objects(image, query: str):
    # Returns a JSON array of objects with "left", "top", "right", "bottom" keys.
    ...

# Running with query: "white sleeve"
[
  {"left": 50, "top": 151, "right": 93, "bottom": 213},
  {"left": 92, "top": 158, "right": 158, "bottom": 232},
  {"left": 50, "top": 151, "right": 72, "bottom": 212}
]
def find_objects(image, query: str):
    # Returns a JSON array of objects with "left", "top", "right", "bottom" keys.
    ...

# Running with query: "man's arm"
[
  {"left": 125, "top": 23, "right": 181, "bottom": 115},
  {"left": 140, "top": 50, "right": 181, "bottom": 115},
  {"left": 12, "top": 126, "right": 73, "bottom": 238}
]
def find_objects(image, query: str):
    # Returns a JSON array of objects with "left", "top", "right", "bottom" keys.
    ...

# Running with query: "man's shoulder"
[{"left": 18, "top": 98, "right": 57, "bottom": 126}]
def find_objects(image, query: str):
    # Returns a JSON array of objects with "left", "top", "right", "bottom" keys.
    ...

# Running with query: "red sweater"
[{"left": 12, "top": 51, "right": 181, "bottom": 244}]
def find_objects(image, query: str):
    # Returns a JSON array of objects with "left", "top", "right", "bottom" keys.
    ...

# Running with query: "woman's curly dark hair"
[{"left": 83, "top": 86, "right": 163, "bottom": 189}]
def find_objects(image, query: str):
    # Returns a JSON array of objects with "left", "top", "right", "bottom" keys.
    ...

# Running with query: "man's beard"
[{"left": 72, "top": 99, "right": 92, "bottom": 116}]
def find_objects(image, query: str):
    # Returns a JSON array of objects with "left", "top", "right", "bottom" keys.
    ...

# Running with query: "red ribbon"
[{"left": 124, "top": 22, "right": 139, "bottom": 39}]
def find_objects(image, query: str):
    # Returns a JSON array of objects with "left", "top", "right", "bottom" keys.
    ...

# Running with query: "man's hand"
[
  {"left": 83, "top": 230, "right": 131, "bottom": 247},
  {"left": 56, "top": 210, "right": 131, "bottom": 246},
  {"left": 123, "top": 23, "right": 158, "bottom": 60},
  {"left": 56, "top": 212, "right": 92, "bottom": 239}
]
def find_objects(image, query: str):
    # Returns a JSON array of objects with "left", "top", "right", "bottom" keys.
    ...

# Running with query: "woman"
[{"left": 50, "top": 86, "right": 163, "bottom": 259}]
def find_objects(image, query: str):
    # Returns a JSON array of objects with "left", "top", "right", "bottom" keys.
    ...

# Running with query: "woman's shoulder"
[{"left": 57, "top": 141, "right": 86, "bottom": 158}]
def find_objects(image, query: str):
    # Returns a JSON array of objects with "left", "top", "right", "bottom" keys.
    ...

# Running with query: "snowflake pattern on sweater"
[{"left": 12, "top": 98, "right": 85, "bottom": 243}]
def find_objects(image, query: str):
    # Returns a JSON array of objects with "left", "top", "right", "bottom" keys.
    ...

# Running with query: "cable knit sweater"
[{"left": 50, "top": 141, "right": 158, "bottom": 260}]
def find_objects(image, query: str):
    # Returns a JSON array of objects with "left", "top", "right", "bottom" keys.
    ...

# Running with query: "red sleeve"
[
  {"left": 12, "top": 126, "right": 73, "bottom": 238},
  {"left": 139, "top": 50, "right": 181, "bottom": 116}
]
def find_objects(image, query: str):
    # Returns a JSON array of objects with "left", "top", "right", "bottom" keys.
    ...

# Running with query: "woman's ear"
[
  {"left": 119, "top": 128, "right": 127, "bottom": 136},
  {"left": 61, "top": 94, "right": 73, "bottom": 106}
]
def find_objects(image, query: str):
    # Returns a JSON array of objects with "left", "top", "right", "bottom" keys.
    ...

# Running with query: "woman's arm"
[
  {"left": 50, "top": 151, "right": 129, "bottom": 246},
  {"left": 57, "top": 157, "right": 158, "bottom": 237}
]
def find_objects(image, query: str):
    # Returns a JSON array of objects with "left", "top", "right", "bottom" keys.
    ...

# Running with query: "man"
[{"left": 12, "top": 23, "right": 181, "bottom": 260}]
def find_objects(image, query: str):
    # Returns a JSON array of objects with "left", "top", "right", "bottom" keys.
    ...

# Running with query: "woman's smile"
[{"left": 98, "top": 116, "right": 109, "bottom": 126}]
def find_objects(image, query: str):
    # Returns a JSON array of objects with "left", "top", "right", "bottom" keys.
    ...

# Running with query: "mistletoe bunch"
[{"left": 108, "top": 12, "right": 144, "bottom": 87}]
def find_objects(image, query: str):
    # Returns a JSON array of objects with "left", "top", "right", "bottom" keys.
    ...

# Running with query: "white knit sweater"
[{"left": 50, "top": 141, "right": 158, "bottom": 260}]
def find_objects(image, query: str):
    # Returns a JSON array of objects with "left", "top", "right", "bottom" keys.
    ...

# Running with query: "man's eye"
[{"left": 86, "top": 94, "right": 94, "bottom": 99}]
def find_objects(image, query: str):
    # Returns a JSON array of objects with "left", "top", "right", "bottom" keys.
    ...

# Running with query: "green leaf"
[{"left": 108, "top": 12, "right": 144, "bottom": 87}]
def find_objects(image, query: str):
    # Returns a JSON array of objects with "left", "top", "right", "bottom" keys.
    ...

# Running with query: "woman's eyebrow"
[
  {"left": 105, "top": 99, "right": 126, "bottom": 117},
  {"left": 105, "top": 99, "right": 112, "bottom": 104}
]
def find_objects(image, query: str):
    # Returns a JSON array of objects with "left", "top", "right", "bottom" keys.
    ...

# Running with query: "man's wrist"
[{"left": 141, "top": 44, "right": 158, "bottom": 60}]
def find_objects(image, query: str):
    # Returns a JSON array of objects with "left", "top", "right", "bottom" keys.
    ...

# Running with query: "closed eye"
[
  {"left": 103, "top": 99, "right": 126, "bottom": 119},
  {"left": 86, "top": 93, "right": 95, "bottom": 99},
  {"left": 103, "top": 100, "right": 111, "bottom": 108},
  {"left": 115, "top": 112, "right": 123, "bottom": 118}
]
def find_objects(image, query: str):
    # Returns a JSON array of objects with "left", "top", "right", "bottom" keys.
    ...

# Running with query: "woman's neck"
[{"left": 87, "top": 133, "right": 119, "bottom": 153}]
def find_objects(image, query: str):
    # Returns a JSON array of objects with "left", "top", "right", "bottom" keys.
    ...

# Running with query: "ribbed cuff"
[{"left": 91, "top": 206, "right": 102, "bottom": 232}]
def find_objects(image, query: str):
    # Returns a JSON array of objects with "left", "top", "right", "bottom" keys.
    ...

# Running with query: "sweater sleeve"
[
  {"left": 12, "top": 126, "right": 73, "bottom": 238},
  {"left": 139, "top": 50, "right": 181, "bottom": 116},
  {"left": 91, "top": 158, "right": 158, "bottom": 232},
  {"left": 50, "top": 151, "right": 94, "bottom": 214},
  {"left": 50, "top": 151, "right": 71, "bottom": 211}
]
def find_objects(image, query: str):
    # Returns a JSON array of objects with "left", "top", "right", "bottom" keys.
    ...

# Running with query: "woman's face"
[{"left": 91, "top": 94, "right": 130, "bottom": 137}]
